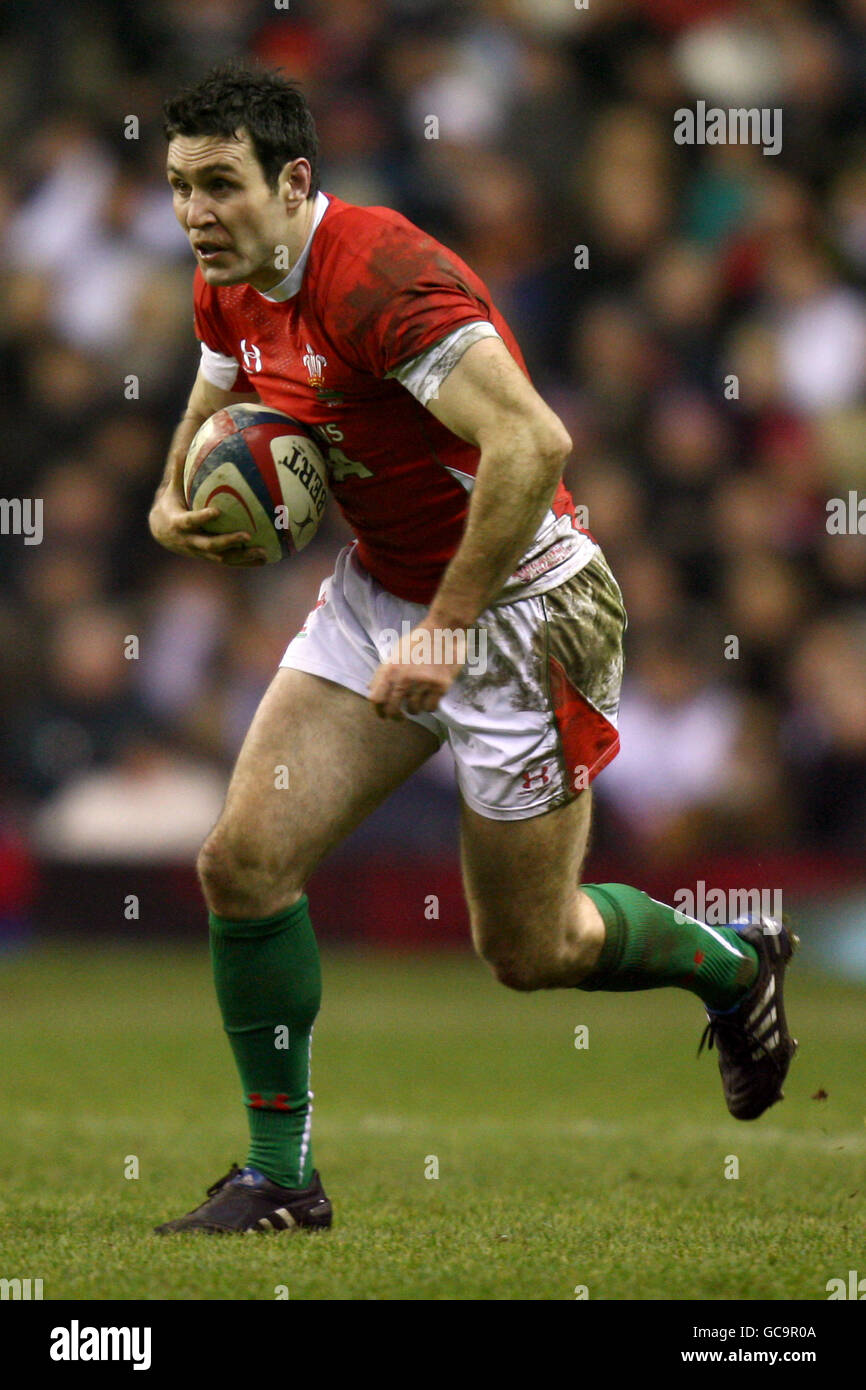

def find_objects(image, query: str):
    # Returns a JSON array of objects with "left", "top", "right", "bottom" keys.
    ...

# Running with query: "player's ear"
[{"left": 277, "top": 158, "right": 312, "bottom": 210}]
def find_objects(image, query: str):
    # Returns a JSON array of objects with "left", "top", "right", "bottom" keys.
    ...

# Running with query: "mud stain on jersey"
[{"left": 336, "top": 230, "right": 489, "bottom": 366}]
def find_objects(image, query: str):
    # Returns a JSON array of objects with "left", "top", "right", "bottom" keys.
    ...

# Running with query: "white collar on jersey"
[{"left": 255, "top": 191, "right": 330, "bottom": 302}]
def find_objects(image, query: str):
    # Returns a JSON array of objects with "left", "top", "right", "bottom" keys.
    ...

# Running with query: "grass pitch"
[{"left": 0, "top": 942, "right": 863, "bottom": 1301}]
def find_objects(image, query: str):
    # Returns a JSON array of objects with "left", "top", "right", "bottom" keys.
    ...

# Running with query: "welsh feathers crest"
[{"left": 303, "top": 343, "right": 327, "bottom": 387}]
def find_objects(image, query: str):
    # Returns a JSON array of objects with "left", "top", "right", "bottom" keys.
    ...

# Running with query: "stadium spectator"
[{"left": 1, "top": 0, "right": 864, "bottom": 869}]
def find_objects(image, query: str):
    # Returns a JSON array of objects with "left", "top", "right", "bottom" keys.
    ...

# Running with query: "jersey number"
[
  {"left": 310, "top": 426, "right": 373, "bottom": 482},
  {"left": 325, "top": 447, "right": 373, "bottom": 483}
]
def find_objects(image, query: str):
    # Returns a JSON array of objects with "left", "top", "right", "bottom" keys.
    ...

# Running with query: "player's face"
[{"left": 167, "top": 133, "right": 298, "bottom": 291}]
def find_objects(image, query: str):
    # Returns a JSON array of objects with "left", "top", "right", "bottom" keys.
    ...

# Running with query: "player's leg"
[
  {"left": 462, "top": 789, "right": 754, "bottom": 1003},
  {"left": 451, "top": 552, "right": 796, "bottom": 1120},
  {"left": 197, "top": 666, "right": 438, "bottom": 920},
  {"left": 156, "top": 668, "right": 438, "bottom": 1234},
  {"left": 460, "top": 787, "right": 603, "bottom": 991},
  {"left": 461, "top": 788, "right": 798, "bottom": 1120}
]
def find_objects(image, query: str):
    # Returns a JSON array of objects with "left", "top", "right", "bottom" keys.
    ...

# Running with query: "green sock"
[
  {"left": 578, "top": 883, "right": 759, "bottom": 1011},
  {"left": 209, "top": 895, "right": 322, "bottom": 1189}
]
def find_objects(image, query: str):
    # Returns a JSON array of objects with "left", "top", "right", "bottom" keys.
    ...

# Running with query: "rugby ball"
[{"left": 183, "top": 403, "right": 328, "bottom": 563}]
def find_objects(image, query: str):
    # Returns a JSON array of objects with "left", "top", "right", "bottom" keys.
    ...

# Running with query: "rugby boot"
[
  {"left": 154, "top": 1163, "right": 332, "bottom": 1233},
  {"left": 699, "top": 915, "right": 798, "bottom": 1120}
]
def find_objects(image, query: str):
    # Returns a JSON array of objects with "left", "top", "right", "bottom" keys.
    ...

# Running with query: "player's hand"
[
  {"left": 148, "top": 488, "right": 267, "bottom": 566},
  {"left": 368, "top": 617, "right": 466, "bottom": 719}
]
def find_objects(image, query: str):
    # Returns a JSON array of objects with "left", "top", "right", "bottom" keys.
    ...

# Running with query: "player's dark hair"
[{"left": 163, "top": 62, "right": 319, "bottom": 196}]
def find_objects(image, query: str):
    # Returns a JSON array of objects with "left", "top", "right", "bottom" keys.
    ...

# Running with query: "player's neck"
[{"left": 248, "top": 196, "right": 318, "bottom": 293}]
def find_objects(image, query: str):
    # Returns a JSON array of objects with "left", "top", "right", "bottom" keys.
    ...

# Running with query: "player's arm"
[
  {"left": 148, "top": 368, "right": 266, "bottom": 566},
  {"left": 423, "top": 336, "right": 571, "bottom": 627},
  {"left": 369, "top": 336, "right": 571, "bottom": 717}
]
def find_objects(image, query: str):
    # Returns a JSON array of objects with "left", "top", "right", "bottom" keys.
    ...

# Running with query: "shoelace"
[
  {"left": 697, "top": 1015, "right": 782, "bottom": 1072},
  {"left": 698, "top": 1019, "right": 737, "bottom": 1058},
  {"left": 206, "top": 1163, "right": 242, "bottom": 1197}
]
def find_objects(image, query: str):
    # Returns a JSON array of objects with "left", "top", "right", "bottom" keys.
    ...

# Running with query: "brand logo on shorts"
[{"left": 521, "top": 765, "right": 551, "bottom": 792}]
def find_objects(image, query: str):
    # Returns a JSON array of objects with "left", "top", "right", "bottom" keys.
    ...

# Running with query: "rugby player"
[{"left": 149, "top": 66, "right": 797, "bottom": 1234}]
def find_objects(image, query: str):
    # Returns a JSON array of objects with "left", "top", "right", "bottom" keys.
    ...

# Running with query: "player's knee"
[
  {"left": 472, "top": 899, "right": 601, "bottom": 990},
  {"left": 197, "top": 830, "right": 247, "bottom": 911},
  {"left": 472, "top": 918, "right": 543, "bottom": 992},
  {"left": 487, "top": 948, "right": 543, "bottom": 992},
  {"left": 489, "top": 953, "right": 541, "bottom": 992},
  {"left": 197, "top": 826, "right": 299, "bottom": 918}
]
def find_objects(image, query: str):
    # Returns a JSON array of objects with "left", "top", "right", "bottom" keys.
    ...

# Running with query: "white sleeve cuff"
[
  {"left": 389, "top": 321, "right": 501, "bottom": 405},
  {"left": 199, "top": 340, "right": 240, "bottom": 390}
]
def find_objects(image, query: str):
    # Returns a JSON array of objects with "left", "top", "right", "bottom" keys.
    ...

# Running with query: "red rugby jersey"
[{"left": 193, "top": 192, "right": 592, "bottom": 604}]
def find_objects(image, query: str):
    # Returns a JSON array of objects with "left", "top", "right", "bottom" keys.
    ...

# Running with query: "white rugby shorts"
[{"left": 280, "top": 543, "right": 626, "bottom": 820}]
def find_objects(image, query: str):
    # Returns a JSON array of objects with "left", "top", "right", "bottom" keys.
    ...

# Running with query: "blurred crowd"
[{"left": 1, "top": 0, "right": 865, "bottom": 879}]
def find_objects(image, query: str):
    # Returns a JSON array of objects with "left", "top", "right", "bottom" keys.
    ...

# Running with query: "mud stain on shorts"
[
  {"left": 456, "top": 606, "right": 547, "bottom": 714},
  {"left": 453, "top": 553, "right": 626, "bottom": 724},
  {"left": 541, "top": 554, "right": 627, "bottom": 723}
]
